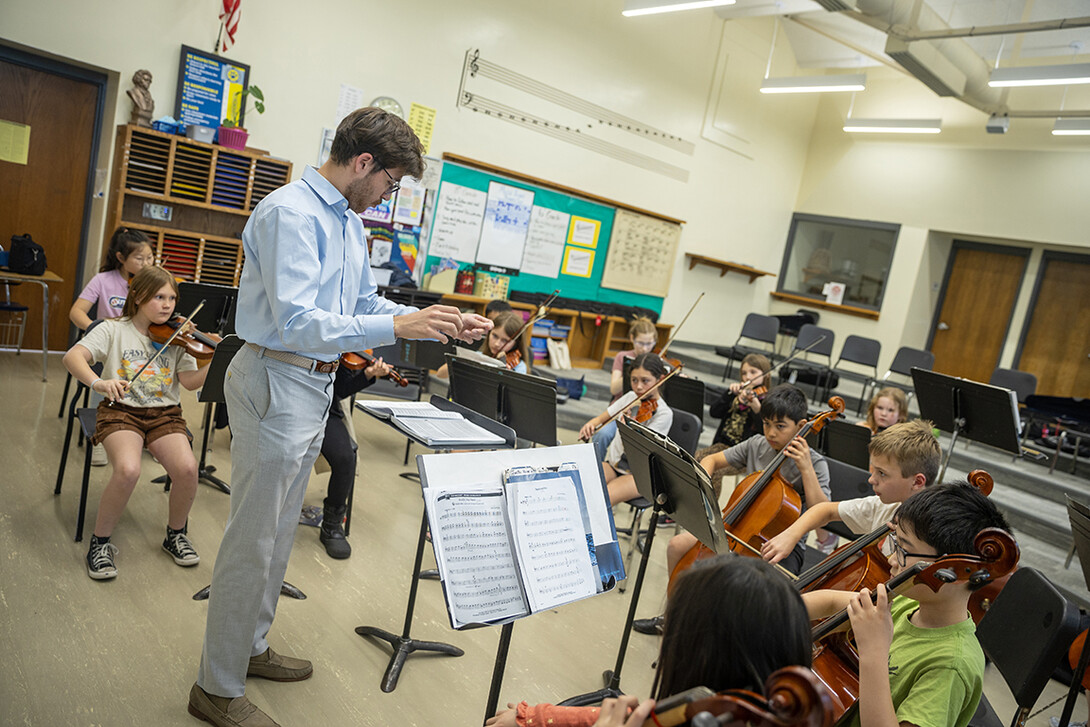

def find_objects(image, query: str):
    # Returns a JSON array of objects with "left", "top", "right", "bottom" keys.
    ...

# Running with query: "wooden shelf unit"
[
  {"left": 105, "top": 124, "right": 292, "bottom": 286},
  {"left": 685, "top": 253, "right": 775, "bottom": 283},
  {"left": 439, "top": 293, "right": 672, "bottom": 369}
]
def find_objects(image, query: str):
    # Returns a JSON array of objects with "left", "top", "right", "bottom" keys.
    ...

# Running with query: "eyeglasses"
[
  {"left": 887, "top": 531, "right": 938, "bottom": 567},
  {"left": 380, "top": 167, "right": 401, "bottom": 195}
]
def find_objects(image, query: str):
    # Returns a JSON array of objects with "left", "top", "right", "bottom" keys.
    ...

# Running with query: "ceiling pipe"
[{"left": 899, "top": 16, "right": 1090, "bottom": 42}]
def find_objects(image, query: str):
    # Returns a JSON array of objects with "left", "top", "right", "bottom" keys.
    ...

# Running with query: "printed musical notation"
[{"left": 600, "top": 208, "right": 681, "bottom": 298}]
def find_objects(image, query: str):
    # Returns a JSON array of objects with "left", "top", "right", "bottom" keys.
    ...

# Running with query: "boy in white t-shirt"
[{"left": 761, "top": 419, "right": 941, "bottom": 565}]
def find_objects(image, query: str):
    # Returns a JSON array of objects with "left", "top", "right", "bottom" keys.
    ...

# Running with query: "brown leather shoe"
[
  {"left": 246, "top": 647, "right": 313, "bottom": 682},
  {"left": 187, "top": 683, "right": 281, "bottom": 726}
]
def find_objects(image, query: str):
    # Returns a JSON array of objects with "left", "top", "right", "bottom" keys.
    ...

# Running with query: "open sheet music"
[
  {"left": 424, "top": 462, "right": 602, "bottom": 629},
  {"left": 356, "top": 399, "right": 505, "bottom": 447}
]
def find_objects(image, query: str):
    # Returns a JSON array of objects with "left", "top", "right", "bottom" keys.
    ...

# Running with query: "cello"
[
  {"left": 808, "top": 527, "right": 1020, "bottom": 722},
  {"left": 669, "top": 397, "right": 846, "bottom": 588}
]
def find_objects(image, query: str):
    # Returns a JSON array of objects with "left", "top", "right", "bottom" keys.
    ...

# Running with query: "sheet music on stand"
[
  {"left": 356, "top": 399, "right": 505, "bottom": 447},
  {"left": 417, "top": 444, "right": 622, "bottom": 630}
]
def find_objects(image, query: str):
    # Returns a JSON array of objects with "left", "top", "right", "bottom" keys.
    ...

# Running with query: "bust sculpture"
[{"left": 127, "top": 69, "right": 155, "bottom": 127}]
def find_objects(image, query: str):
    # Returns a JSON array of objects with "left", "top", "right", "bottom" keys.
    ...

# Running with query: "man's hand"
[
  {"left": 761, "top": 529, "right": 801, "bottom": 564},
  {"left": 454, "top": 312, "right": 493, "bottom": 344},
  {"left": 593, "top": 696, "right": 655, "bottom": 727},
  {"left": 393, "top": 305, "right": 466, "bottom": 343},
  {"left": 846, "top": 584, "right": 894, "bottom": 659}
]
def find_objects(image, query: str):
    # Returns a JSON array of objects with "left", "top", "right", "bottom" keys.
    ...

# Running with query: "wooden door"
[
  {"left": 929, "top": 244, "right": 1028, "bottom": 384},
  {"left": 0, "top": 54, "right": 101, "bottom": 351},
  {"left": 1017, "top": 254, "right": 1090, "bottom": 397}
]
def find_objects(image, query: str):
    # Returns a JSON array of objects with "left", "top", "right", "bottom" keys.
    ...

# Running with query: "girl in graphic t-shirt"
[{"left": 63, "top": 266, "right": 209, "bottom": 582}]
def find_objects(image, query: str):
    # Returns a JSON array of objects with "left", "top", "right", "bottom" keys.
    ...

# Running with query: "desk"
[{"left": 0, "top": 269, "right": 63, "bottom": 381}]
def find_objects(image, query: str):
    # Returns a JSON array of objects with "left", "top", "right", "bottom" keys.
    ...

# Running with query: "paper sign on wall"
[
  {"left": 562, "top": 247, "right": 594, "bottom": 278},
  {"left": 408, "top": 103, "right": 437, "bottom": 155},
  {"left": 393, "top": 179, "right": 426, "bottom": 226},
  {"left": 475, "top": 182, "right": 534, "bottom": 271},
  {"left": 568, "top": 217, "right": 600, "bottom": 248},
  {"left": 0, "top": 120, "right": 30, "bottom": 165},
  {"left": 429, "top": 183, "right": 487, "bottom": 263},
  {"left": 521, "top": 207, "right": 570, "bottom": 278}
]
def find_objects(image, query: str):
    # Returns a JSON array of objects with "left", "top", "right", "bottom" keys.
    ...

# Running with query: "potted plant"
[{"left": 217, "top": 84, "right": 265, "bottom": 150}]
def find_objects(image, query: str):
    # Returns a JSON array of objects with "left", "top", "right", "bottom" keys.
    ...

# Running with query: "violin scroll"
[
  {"left": 911, "top": 527, "right": 1019, "bottom": 594},
  {"left": 966, "top": 470, "right": 994, "bottom": 496}
]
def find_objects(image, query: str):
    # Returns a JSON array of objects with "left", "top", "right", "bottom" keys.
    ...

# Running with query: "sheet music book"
[
  {"left": 425, "top": 463, "right": 600, "bottom": 629},
  {"left": 356, "top": 399, "right": 505, "bottom": 447},
  {"left": 452, "top": 346, "right": 506, "bottom": 368}
]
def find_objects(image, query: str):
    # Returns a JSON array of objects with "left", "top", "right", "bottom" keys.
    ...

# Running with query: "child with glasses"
[
  {"left": 761, "top": 419, "right": 940, "bottom": 565},
  {"left": 802, "top": 483, "right": 1013, "bottom": 727}
]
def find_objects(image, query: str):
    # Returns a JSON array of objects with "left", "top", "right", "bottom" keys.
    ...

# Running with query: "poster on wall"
[
  {"left": 520, "top": 206, "right": 570, "bottom": 278},
  {"left": 475, "top": 181, "right": 534, "bottom": 272},
  {"left": 175, "top": 45, "right": 251, "bottom": 129},
  {"left": 429, "top": 182, "right": 487, "bottom": 263}
]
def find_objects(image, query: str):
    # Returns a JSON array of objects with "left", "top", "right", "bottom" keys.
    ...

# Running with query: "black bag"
[{"left": 8, "top": 234, "right": 47, "bottom": 275}]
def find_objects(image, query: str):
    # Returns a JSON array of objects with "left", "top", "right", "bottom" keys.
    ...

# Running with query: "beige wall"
[{"left": 2, "top": 1, "right": 1086, "bottom": 359}]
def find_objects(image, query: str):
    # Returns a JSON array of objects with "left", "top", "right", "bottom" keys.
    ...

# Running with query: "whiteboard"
[
  {"left": 520, "top": 206, "right": 570, "bottom": 278},
  {"left": 600, "top": 209, "right": 681, "bottom": 298},
  {"left": 429, "top": 183, "right": 487, "bottom": 263},
  {"left": 475, "top": 181, "right": 535, "bottom": 270}
]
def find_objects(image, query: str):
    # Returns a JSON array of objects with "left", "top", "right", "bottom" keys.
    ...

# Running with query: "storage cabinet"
[{"left": 105, "top": 125, "right": 293, "bottom": 286}]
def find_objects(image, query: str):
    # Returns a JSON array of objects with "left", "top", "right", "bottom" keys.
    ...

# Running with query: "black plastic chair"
[
  {"left": 823, "top": 335, "right": 881, "bottom": 412},
  {"left": 821, "top": 457, "right": 872, "bottom": 541},
  {"left": 619, "top": 409, "right": 703, "bottom": 590},
  {"left": 784, "top": 324, "right": 835, "bottom": 404},
  {"left": 976, "top": 568, "right": 1081, "bottom": 727},
  {"left": 989, "top": 368, "right": 1037, "bottom": 404},
  {"left": 863, "top": 346, "right": 935, "bottom": 407},
  {"left": 0, "top": 282, "right": 28, "bottom": 354},
  {"left": 715, "top": 313, "right": 779, "bottom": 381}
]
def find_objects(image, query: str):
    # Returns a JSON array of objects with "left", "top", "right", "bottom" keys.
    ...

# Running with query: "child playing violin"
[
  {"left": 486, "top": 556, "right": 813, "bottom": 727},
  {"left": 578, "top": 353, "right": 674, "bottom": 506},
  {"left": 802, "top": 483, "right": 1012, "bottom": 727},
  {"left": 69, "top": 227, "right": 155, "bottom": 466},
  {"left": 590, "top": 317, "right": 659, "bottom": 462},
  {"left": 762, "top": 420, "right": 940, "bottom": 565},
  {"left": 857, "top": 387, "right": 909, "bottom": 434},
  {"left": 436, "top": 310, "right": 529, "bottom": 377},
  {"left": 62, "top": 266, "right": 210, "bottom": 580},
  {"left": 695, "top": 353, "right": 771, "bottom": 495}
]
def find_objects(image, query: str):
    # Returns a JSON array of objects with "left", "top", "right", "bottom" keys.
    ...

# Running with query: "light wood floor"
[{"left": 0, "top": 351, "right": 1084, "bottom": 726}]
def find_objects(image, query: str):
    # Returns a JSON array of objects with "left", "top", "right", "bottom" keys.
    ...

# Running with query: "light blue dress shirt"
[{"left": 235, "top": 166, "right": 415, "bottom": 361}]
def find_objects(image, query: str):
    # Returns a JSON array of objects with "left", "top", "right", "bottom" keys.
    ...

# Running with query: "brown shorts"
[{"left": 93, "top": 402, "right": 192, "bottom": 447}]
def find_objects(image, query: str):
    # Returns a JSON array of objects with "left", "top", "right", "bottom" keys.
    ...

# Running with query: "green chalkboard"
[{"left": 422, "top": 160, "right": 663, "bottom": 315}]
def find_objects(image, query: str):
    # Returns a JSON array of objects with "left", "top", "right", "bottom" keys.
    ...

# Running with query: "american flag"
[{"left": 219, "top": 0, "right": 241, "bottom": 52}]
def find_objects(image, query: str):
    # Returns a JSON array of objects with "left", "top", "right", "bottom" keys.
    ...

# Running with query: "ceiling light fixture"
[
  {"left": 621, "top": 0, "right": 736, "bottom": 17},
  {"left": 989, "top": 63, "right": 1090, "bottom": 88},
  {"left": 843, "top": 118, "right": 942, "bottom": 134},
  {"left": 761, "top": 73, "right": 867, "bottom": 94},
  {"left": 1052, "top": 118, "right": 1090, "bottom": 135}
]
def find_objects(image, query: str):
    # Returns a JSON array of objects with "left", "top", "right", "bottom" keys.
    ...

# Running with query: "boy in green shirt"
[{"left": 802, "top": 483, "right": 1013, "bottom": 727}]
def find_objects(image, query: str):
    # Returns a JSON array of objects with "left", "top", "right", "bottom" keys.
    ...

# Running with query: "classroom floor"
[{"left": 0, "top": 350, "right": 1085, "bottom": 726}]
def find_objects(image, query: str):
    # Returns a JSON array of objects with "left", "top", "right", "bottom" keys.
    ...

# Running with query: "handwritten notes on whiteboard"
[
  {"left": 429, "top": 183, "right": 487, "bottom": 263},
  {"left": 600, "top": 209, "right": 682, "bottom": 298},
  {"left": 475, "top": 182, "right": 535, "bottom": 271},
  {"left": 520, "top": 207, "right": 570, "bottom": 278}
]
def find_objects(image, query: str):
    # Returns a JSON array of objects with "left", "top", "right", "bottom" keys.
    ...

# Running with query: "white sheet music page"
[
  {"left": 355, "top": 400, "right": 462, "bottom": 419},
  {"left": 508, "top": 476, "right": 597, "bottom": 612},
  {"left": 428, "top": 487, "right": 528, "bottom": 628}
]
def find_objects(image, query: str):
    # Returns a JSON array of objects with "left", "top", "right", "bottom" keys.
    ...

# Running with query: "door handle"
[{"left": 937, "top": 322, "right": 950, "bottom": 331}]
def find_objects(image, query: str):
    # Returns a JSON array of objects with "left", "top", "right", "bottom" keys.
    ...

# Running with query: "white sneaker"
[{"left": 91, "top": 443, "right": 107, "bottom": 467}]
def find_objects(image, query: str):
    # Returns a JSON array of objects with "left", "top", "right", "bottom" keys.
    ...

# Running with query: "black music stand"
[
  {"left": 911, "top": 368, "right": 1022, "bottom": 482},
  {"left": 822, "top": 419, "right": 872, "bottom": 471},
  {"left": 448, "top": 357, "right": 558, "bottom": 447},
  {"left": 560, "top": 419, "right": 725, "bottom": 706},
  {"left": 354, "top": 395, "right": 516, "bottom": 693}
]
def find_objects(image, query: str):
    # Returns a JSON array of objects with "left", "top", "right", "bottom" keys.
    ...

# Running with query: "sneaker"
[
  {"left": 632, "top": 615, "right": 665, "bottom": 636},
  {"left": 1050, "top": 719, "right": 1088, "bottom": 727},
  {"left": 816, "top": 531, "right": 839, "bottom": 555},
  {"left": 91, "top": 443, "right": 107, "bottom": 467},
  {"left": 162, "top": 528, "right": 200, "bottom": 566},
  {"left": 87, "top": 540, "right": 119, "bottom": 580},
  {"left": 187, "top": 683, "right": 281, "bottom": 727}
]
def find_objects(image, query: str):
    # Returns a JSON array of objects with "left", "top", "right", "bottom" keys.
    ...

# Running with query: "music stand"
[
  {"left": 822, "top": 419, "right": 872, "bottom": 471},
  {"left": 911, "top": 368, "right": 1022, "bottom": 482},
  {"left": 354, "top": 395, "right": 517, "bottom": 693},
  {"left": 192, "top": 334, "right": 242, "bottom": 493},
  {"left": 1059, "top": 497, "right": 1090, "bottom": 727},
  {"left": 177, "top": 281, "right": 237, "bottom": 335},
  {"left": 560, "top": 419, "right": 725, "bottom": 706},
  {"left": 447, "top": 357, "right": 558, "bottom": 447}
]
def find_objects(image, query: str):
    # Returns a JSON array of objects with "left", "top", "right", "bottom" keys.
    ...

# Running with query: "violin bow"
[
  {"left": 658, "top": 291, "right": 703, "bottom": 360},
  {"left": 583, "top": 363, "right": 685, "bottom": 441},
  {"left": 720, "top": 530, "right": 798, "bottom": 581},
  {"left": 736, "top": 335, "right": 828, "bottom": 393},
  {"left": 117, "top": 300, "right": 206, "bottom": 401}
]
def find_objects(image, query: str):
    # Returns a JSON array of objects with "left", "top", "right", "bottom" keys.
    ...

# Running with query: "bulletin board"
[
  {"left": 600, "top": 209, "right": 682, "bottom": 298},
  {"left": 174, "top": 45, "right": 251, "bottom": 129},
  {"left": 423, "top": 158, "right": 681, "bottom": 314}
]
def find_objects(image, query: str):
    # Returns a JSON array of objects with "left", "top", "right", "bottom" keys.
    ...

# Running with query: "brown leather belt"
[{"left": 246, "top": 342, "right": 339, "bottom": 374}]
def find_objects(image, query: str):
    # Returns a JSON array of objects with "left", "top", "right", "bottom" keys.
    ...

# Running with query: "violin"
[
  {"left": 581, "top": 364, "right": 684, "bottom": 442},
  {"left": 504, "top": 349, "right": 522, "bottom": 371},
  {"left": 340, "top": 350, "right": 409, "bottom": 387},
  {"left": 808, "top": 528, "right": 1019, "bottom": 722},
  {"left": 147, "top": 314, "right": 220, "bottom": 360},
  {"left": 1068, "top": 630, "right": 1090, "bottom": 690},
  {"left": 645, "top": 667, "right": 834, "bottom": 727},
  {"left": 669, "top": 397, "right": 846, "bottom": 589},
  {"left": 793, "top": 470, "right": 998, "bottom": 602},
  {"left": 635, "top": 398, "right": 658, "bottom": 424}
]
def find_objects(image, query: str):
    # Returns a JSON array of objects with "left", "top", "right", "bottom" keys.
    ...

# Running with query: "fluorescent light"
[
  {"left": 1052, "top": 118, "right": 1090, "bottom": 136},
  {"left": 761, "top": 73, "right": 866, "bottom": 94},
  {"left": 843, "top": 118, "right": 942, "bottom": 134},
  {"left": 622, "top": 0, "right": 735, "bottom": 17},
  {"left": 989, "top": 63, "right": 1090, "bottom": 88}
]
